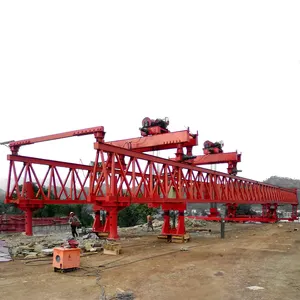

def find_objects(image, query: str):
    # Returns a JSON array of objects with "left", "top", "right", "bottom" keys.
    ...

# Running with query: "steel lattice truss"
[
  {"left": 6, "top": 143, "right": 297, "bottom": 207},
  {"left": 3, "top": 124, "right": 298, "bottom": 237}
]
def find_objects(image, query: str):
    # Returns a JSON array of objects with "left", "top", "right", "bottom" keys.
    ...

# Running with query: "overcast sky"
[{"left": 0, "top": 1, "right": 300, "bottom": 189}]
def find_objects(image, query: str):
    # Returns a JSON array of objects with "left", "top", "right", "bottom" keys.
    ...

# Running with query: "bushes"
[{"left": 118, "top": 204, "right": 157, "bottom": 227}]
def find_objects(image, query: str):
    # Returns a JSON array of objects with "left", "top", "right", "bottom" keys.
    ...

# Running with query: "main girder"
[{"left": 5, "top": 143, "right": 297, "bottom": 207}]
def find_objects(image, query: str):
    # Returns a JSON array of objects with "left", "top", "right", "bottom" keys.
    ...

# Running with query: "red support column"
[
  {"left": 226, "top": 203, "right": 237, "bottom": 218},
  {"left": 92, "top": 210, "right": 102, "bottom": 232},
  {"left": 262, "top": 204, "right": 267, "bottom": 218},
  {"left": 271, "top": 204, "right": 278, "bottom": 222},
  {"left": 161, "top": 210, "right": 170, "bottom": 235},
  {"left": 176, "top": 211, "right": 185, "bottom": 235},
  {"left": 25, "top": 208, "right": 33, "bottom": 236},
  {"left": 209, "top": 207, "right": 220, "bottom": 217},
  {"left": 103, "top": 211, "right": 110, "bottom": 232},
  {"left": 108, "top": 208, "right": 119, "bottom": 240}
]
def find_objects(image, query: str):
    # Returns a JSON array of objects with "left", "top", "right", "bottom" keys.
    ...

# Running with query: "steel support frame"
[{"left": 4, "top": 139, "right": 298, "bottom": 237}]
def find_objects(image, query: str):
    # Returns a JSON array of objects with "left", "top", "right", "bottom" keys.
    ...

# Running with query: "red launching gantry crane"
[
  {"left": 4, "top": 120, "right": 298, "bottom": 242},
  {"left": 109, "top": 118, "right": 242, "bottom": 220}
]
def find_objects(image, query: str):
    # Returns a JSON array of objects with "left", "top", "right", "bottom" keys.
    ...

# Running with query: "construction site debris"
[
  {"left": 214, "top": 271, "right": 224, "bottom": 276},
  {"left": 0, "top": 232, "right": 106, "bottom": 258},
  {"left": 115, "top": 288, "right": 135, "bottom": 300},
  {"left": 0, "top": 240, "right": 12, "bottom": 262},
  {"left": 185, "top": 218, "right": 207, "bottom": 228},
  {"left": 1, "top": 218, "right": 208, "bottom": 258},
  {"left": 103, "top": 242, "right": 121, "bottom": 255},
  {"left": 41, "top": 249, "right": 53, "bottom": 256}
]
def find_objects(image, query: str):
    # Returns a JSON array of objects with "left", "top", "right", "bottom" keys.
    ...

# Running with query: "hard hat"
[{"left": 69, "top": 212, "right": 74, "bottom": 216}]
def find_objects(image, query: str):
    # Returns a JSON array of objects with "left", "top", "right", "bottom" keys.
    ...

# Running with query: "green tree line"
[{"left": 0, "top": 185, "right": 156, "bottom": 228}]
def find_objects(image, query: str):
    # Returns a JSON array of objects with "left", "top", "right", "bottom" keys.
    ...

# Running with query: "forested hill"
[{"left": 263, "top": 176, "right": 300, "bottom": 189}]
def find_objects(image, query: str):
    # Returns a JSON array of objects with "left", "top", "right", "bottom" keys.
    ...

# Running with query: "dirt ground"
[{"left": 1, "top": 222, "right": 300, "bottom": 300}]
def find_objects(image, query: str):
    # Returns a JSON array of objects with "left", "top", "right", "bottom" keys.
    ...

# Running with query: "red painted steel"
[
  {"left": 5, "top": 155, "right": 91, "bottom": 206},
  {"left": 0, "top": 215, "right": 69, "bottom": 233},
  {"left": 106, "top": 129, "right": 198, "bottom": 153},
  {"left": 184, "top": 152, "right": 241, "bottom": 165},
  {"left": 4, "top": 124, "right": 298, "bottom": 238},
  {"left": 9, "top": 126, "right": 105, "bottom": 154},
  {"left": 170, "top": 151, "right": 242, "bottom": 175},
  {"left": 107, "top": 128, "right": 240, "bottom": 176},
  {"left": 89, "top": 142, "right": 297, "bottom": 205},
  {"left": 5, "top": 145, "right": 297, "bottom": 207}
]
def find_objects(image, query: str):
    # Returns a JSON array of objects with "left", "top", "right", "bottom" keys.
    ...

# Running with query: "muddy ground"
[{"left": 1, "top": 222, "right": 300, "bottom": 300}]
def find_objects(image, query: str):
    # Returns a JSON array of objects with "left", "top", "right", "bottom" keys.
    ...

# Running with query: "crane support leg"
[
  {"left": 25, "top": 208, "right": 33, "bottom": 236},
  {"left": 176, "top": 211, "right": 186, "bottom": 235},
  {"left": 108, "top": 208, "right": 119, "bottom": 240},
  {"left": 226, "top": 203, "right": 237, "bottom": 218},
  {"left": 93, "top": 210, "right": 101, "bottom": 232},
  {"left": 103, "top": 211, "right": 110, "bottom": 232},
  {"left": 93, "top": 209, "right": 110, "bottom": 238},
  {"left": 161, "top": 210, "right": 171, "bottom": 235},
  {"left": 159, "top": 209, "right": 189, "bottom": 243},
  {"left": 209, "top": 207, "right": 220, "bottom": 217},
  {"left": 261, "top": 204, "right": 278, "bottom": 222}
]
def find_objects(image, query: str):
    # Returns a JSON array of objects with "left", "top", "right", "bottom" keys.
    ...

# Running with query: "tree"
[
  {"left": 118, "top": 204, "right": 158, "bottom": 227},
  {"left": 0, "top": 183, "right": 94, "bottom": 227}
]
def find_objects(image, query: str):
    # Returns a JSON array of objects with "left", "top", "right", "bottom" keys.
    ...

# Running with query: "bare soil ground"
[{"left": 1, "top": 222, "right": 300, "bottom": 300}]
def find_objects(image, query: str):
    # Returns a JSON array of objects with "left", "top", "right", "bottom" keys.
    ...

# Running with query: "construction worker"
[
  {"left": 68, "top": 212, "right": 81, "bottom": 238},
  {"left": 147, "top": 214, "right": 154, "bottom": 232}
]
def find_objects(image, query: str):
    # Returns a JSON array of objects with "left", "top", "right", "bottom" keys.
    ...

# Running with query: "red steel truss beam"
[
  {"left": 5, "top": 144, "right": 298, "bottom": 207},
  {"left": 5, "top": 155, "right": 91, "bottom": 206},
  {"left": 105, "top": 129, "right": 198, "bottom": 153},
  {"left": 9, "top": 126, "right": 105, "bottom": 154},
  {"left": 183, "top": 152, "right": 241, "bottom": 165},
  {"left": 89, "top": 142, "right": 297, "bottom": 205}
]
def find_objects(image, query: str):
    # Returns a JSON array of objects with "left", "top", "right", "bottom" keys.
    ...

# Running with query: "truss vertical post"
[
  {"left": 25, "top": 208, "right": 33, "bottom": 236},
  {"left": 108, "top": 208, "right": 119, "bottom": 240}
]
